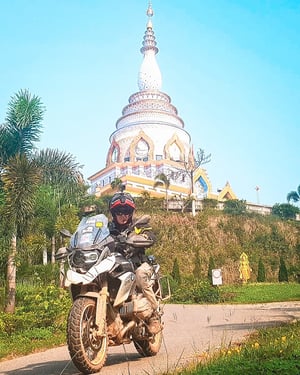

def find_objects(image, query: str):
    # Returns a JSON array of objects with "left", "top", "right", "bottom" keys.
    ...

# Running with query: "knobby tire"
[{"left": 67, "top": 297, "right": 108, "bottom": 374}]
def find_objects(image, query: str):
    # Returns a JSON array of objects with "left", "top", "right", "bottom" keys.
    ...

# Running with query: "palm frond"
[
  {"left": 287, "top": 191, "right": 300, "bottom": 203},
  {"left": 33, "top": 148, "right": 83, "bottom": 185},
  {"left": 5, "top": 89, "right": 45, "bottom": 156},
  {"left": 2, "top": 154, "right": 41, "bottom": 233},
  {"left": 33, "top": 149, "right": 84, "bottom": 204},
  {"left": 153, "top": 180, "right": 164, "bottom": 188},
  {"left": 154, "top": 173, "right": 170, "bottom": 189}
]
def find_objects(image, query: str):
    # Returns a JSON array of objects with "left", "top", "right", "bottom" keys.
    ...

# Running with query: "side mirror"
[
  {"left": 60, "top": 229, "right": 72, "bottom": 238},
  {"left": 133, "top": 215, "right": 151, "bottom": 227}
]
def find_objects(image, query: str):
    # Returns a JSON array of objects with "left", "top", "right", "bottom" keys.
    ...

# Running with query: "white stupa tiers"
[{"left": 88, "top": 3, "right": 236, "bottom": 202}]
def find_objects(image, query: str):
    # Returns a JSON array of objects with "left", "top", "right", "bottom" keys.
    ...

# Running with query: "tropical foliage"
[
  {"left": 287, "top": 184, "right": 300, "bottom": 204},
  {"left": 154, "top": 173, "right": 170, "bottom": 207},
  {"left": 0, "top": 90, "right": 84, "bottom": 312},
  {"left": 223, "top": 199, "right": 247, "bottom": 215},
  {"left": 272, "top": 203, "right": 299, "bottom": 220}
]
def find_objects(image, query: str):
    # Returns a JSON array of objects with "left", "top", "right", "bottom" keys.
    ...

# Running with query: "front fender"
[{"left": 65, "top": 255, "right": 116, "bottom": 287}]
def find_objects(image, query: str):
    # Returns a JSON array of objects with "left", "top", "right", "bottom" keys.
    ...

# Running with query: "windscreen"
[{"left": 70, "top": 214, "right": 110, "bottom": 248}]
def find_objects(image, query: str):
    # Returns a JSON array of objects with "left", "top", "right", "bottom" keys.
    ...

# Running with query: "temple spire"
[
  {"left": 138, "top": 2, "right": 162, "bottom": 91},
  {"left": 146, "top": 1, "right": 154, "bottom": 29}
]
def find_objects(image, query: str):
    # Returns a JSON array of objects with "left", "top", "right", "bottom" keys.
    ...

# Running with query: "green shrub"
[
  {"left": 171, "top": 277, "right": 220, "bottom": 304},
  {"left": 278, "top": 256, "right": 289, "bottom": 282},
  {"left": 0, "top": 285, "right": 71, "bottom": 335},
  {"left": 272, "top": 203, "right": 299, "bottom": 220},
  {"left": 171, "top": 257, "right": 181, "bottom": 284},
  {"left": 207, "top": 256, "right": 216, "bottom": 283},
  {"left": 257, "top": 257, "right": 266, "bottom": 282},
  {"left": 17, "top": 263, "right": 60, "bottom": 286},
  {"left": 193, "top": 250, "right": 201, "bottom": 279},
  {"left": 223, "top": 199, "right": 247, "bottom": 215}
]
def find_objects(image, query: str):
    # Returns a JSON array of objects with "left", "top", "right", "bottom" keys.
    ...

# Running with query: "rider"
[{"left": 108, "top": 189, "right": 160, "bottom": 334}]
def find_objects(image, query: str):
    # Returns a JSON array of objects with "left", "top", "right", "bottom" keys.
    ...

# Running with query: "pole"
[
  {"left": 191, "top": 170, "right": 196, "bottom": 216},
  {"left": 255, "top": 186, "right": 260, "bottom": 204}
]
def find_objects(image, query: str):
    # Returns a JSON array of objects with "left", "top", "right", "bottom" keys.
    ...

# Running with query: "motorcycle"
[{"left": 56, "top": 213, "right": 170, "bottom": 374}]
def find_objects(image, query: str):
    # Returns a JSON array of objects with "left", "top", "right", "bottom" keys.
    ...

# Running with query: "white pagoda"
[{"left": 88, "top": 3, "right": 236, "bottom": 202}]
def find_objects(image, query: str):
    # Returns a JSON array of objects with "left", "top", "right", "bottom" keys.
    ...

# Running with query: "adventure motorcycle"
[{"left": 56, "top": 213, "right": 170, "bottom": 374}]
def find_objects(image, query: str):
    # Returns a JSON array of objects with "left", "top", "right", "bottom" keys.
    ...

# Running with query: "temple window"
[
  {"left": 135, "top": 138, "right": 149, "bottom": 160},
  {"left": 136, "top": 157, "right": 148, "bottom": 162},
  {"left": 156, "top": 154, "right": 163, "bottom": 160},
  {"left": 169, "top": 142, "right": 181, "bottom": 161}
]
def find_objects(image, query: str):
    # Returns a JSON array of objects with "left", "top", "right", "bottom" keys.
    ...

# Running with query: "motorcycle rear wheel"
[
  {"left": 67, "top": 297, "right": 108, "bottom": 374},
  {"left": 133, "top": 330, "right": 163, "bottom": 357}
]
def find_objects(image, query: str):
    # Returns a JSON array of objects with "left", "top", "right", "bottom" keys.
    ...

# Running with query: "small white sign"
[{"left": 212, "top": 268, "right": 222, "bottom": 286}]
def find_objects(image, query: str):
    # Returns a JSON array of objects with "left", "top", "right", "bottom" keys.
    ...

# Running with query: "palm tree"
[
  {"left": 287, "top": 185, "right": 300, "bottom": 204},
  {"left": 111, "top": 177, "right": 124, "bottom": 191},
  {"left": 154, "top": 173, "right": 170, "bottom": 210},
  {"left": 2, "top": 155, "right": 41, "bottom": 312},
  {"left": 0, "top": 89, "right": 83, "bottom": 313}
]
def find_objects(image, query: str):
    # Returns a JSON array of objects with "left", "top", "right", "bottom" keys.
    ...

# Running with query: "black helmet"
[{"left": 109, "top": 192, "right": 136, "bottom": 216}]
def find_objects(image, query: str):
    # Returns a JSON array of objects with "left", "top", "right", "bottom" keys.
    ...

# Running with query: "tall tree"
[
  {"left": 0, "top": 89, "right": 83, "bottom": 313},
  {"left": 177, "top": 148, "right": 211, "bottom": 216},
  {"left": 0, "top": 90, "right": 45, "bottom": 313},
  {"left": 2, "top": 155, "right": 41, "bottom": 312}
]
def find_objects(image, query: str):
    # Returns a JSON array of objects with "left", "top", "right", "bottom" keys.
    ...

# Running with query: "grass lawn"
[{"left": 220, "top": 282, "right": 300, "bottom": 304}]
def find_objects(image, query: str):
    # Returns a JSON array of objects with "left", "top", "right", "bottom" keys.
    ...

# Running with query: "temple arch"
[
  {"left": 106, "top": 140, "right": 120, "bottom": 166},
  {"left": 164, "top": 134, "right": 185, "bottom": 161},
  {"left": 130, "top": 130, "right": 154, "bottom": 161}
]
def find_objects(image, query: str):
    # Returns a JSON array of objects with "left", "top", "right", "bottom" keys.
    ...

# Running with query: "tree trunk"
[
  {"left": 5, "top": 234, "right": 17, "bottom": 314},
  {"left": 59, "top": 261, "right": 65, "bottom": 288},
  {"left": 43, "top": 247, "right": 48, "bottom": 265},
  {"left": 51, "top": 235, "right": 56, "bottom": 264},
  {"left": 165, "top": 190, "right": 169, "bottom": 211}
]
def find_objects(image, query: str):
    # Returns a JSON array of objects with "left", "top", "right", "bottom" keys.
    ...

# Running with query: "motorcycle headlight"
[{"left": 71, "top": 250, "right": 99, "bottom": 271}]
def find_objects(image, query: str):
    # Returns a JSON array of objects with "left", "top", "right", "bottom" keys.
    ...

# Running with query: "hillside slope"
[{"left": 147, "top": 211, "right": 300, "bottom": 283}]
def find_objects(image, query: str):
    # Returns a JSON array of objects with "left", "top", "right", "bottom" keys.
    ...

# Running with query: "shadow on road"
[
  {"left": 210, "top": 319, "right": 286, "bottom": 332},
  {"left": 1, "top": 352, "right": 142, "bottom": 375}
]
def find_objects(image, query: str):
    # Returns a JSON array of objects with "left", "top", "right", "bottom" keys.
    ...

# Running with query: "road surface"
[{"left": 1, "top": 302, "right": 300, "bottom": 375}]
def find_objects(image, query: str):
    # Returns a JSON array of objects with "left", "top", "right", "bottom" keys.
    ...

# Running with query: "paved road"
[{"left": 1, "top": 302, "right": 300, "bottom": 375}]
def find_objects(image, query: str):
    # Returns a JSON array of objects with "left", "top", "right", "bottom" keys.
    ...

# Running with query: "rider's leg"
[{"left": 135, "top": 262, "right": 158, "bottom": 310}]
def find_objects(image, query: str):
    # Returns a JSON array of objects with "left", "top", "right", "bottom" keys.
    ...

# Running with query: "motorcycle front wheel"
[{"left": 67, "top": 297, "right": 108, "bottom": 374}]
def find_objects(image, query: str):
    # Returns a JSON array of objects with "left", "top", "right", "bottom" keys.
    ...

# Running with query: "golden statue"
[{"left": 239, "top": 252, "right": 251, "bottom": 283}]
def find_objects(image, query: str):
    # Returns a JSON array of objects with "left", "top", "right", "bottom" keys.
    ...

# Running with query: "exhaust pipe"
[{"left": 117, "top": 320, "right": 136, "bottom": 342}]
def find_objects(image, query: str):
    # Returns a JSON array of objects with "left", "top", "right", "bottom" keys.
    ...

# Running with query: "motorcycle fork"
[{"left": 83, "top": 280, "right": 108, "bottom": 337}]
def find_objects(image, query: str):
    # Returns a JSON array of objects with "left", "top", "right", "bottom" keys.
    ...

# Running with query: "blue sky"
[{"left": 0, "top": 0, "right": 299, "bottom": 206}]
